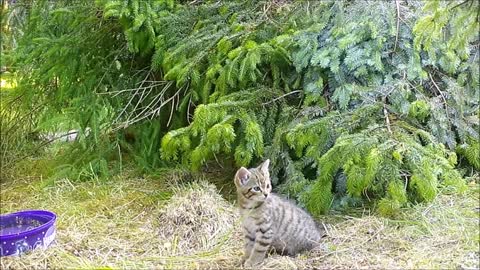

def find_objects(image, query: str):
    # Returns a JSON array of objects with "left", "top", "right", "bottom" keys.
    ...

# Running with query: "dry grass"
[
  {"left": 0, "top": 170, "right": 239, "bottom": 269},
  {"left": 1, "top": 169, "right": 478, "bottom": 269}
]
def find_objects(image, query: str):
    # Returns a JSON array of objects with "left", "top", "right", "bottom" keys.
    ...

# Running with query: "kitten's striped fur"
[{"left": 235, "top": 159, "right": 324, "bottom": 267}]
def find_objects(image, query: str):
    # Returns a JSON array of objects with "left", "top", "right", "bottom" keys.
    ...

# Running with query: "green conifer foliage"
[
  {"left": 6, "top": 0, "right": 147, "bottom": 178},
  {"left": 8, "top": 0, "right": 479, "bottom": 215},
  {"left": 161, "top": 89, "right": 278, "bottom": 169},
  {"left": 457, "top": 136, "right": 480, "bottom": 170}
]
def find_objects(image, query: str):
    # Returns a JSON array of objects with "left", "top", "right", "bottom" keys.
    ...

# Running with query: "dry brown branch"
[
  {"left": 394, "top": 0, "right": 401, "bottom": 52},
  {"left": 429, "top": 72, "right": 448, "bottom": 106},
  {"left": 383, "top": 97, "right": 392, "bottom": 134},
  {"left": 262, "top": 90, "right": 302, "bottom": 106}
]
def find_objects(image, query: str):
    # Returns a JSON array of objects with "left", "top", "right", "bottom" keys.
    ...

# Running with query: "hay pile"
[{"left": 156, "top": 181, "right": 239, "bottom": 255}]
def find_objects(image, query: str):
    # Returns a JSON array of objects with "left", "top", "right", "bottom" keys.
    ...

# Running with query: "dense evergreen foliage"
[{"left": 3, "top": 0, "right": 479, "bottom": 216}]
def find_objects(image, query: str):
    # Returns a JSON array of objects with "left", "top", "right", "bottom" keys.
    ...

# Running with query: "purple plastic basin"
[{"left": 0, "top": 210, "right": 57, "bottom": 257}]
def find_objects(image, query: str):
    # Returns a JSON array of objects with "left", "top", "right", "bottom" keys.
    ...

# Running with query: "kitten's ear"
[
  {"left": 235, "top": 167, "right": 250, "bottom": 186},
  {"left": 258, "top": 159, "right": 270, "bottom": 177}
]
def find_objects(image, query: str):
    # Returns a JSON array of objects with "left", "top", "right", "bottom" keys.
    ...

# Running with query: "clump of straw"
[{"left": 157, "top": 181, "right": 239, "bottom": 255}]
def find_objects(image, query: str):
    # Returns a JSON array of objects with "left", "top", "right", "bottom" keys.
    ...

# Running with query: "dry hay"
[
  {"left": 156, "top": 181, "right": 239, "bottom": 255},
  {"left": 244, "top": 188, "right": 480, "bottom": 270},
  {"left": 1, "top": 167, "right": 478, "bottom": 270},
  {"left": 0, "top": 172, "right": 242, "bottom": 269},
  {"left": 315, "top": 190, "right": 479, "bottom": 270}
]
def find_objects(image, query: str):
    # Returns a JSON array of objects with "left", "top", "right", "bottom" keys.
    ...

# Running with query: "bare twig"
[
  {"left": 383, "top": 97, "right": 393, "bottom": 134},
  {"left": 93, "top": 45, "right": 128, "bottom": 94},
  {"left": 450, "top": 0, "right": 470, "bottom": 10},
  {"left": 429, "top": 72, "right": 448, "bottom": 106},
  {"left": 429, "top": 72, "right": 453, "bottom": 126},
  {"left": 114, "top": 71, "right": 152, "bottom": 123},
  {"left": 187, "top": 96, "right": 193, "bottom": 125},
  {"left": 98, "top": 82, "right": 165, "bottom": 96},
  {"left": 166, "top": 93, "right": 176, "bottom": 127},
  {"left": 262, "top": 1, "right": 273, "bottom": 17},
  {"left": 114, "top": 84, "right": 181, "bottom": 130},
  {"left": 394, "top": 0, "right": 401, "bottom": 52},
  {"left": 262, "top": 90, "right": 302, "bottom": 106}
]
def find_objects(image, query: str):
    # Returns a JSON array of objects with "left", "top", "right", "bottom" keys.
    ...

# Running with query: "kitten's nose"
[{"left": 263, "top": 193, "right": 268, "bottom": 198}]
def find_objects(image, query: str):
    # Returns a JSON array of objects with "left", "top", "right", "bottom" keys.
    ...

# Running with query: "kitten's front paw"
[
  {"left": 243, "top": 259, "right": 261, "bottom": 268},
  {"left": 239, "top": 253, "right": 249, "bottom": 266},
  {"left": 237, "top": 256, "right": 247, "bottom": 267}
]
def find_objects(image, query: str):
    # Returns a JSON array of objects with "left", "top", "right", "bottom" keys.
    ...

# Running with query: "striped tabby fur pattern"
[{"left": 234, "top": 159, "right": 324, "bottom": 267}]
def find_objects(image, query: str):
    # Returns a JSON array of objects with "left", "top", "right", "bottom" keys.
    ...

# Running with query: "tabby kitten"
[{"left": 234, "top": 159, "right": 324, "bottom": 267}]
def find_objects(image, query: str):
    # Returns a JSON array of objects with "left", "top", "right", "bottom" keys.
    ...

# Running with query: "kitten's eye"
[{"left": 252, "top": 186, "right": 261, "bottom": 192}]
